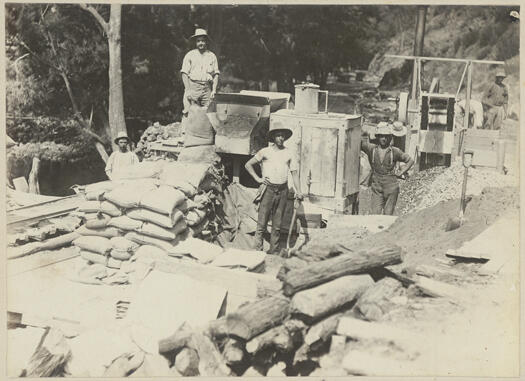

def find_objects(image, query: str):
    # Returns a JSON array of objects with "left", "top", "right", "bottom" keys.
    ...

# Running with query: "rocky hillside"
[{"left": 366, "top": 6, "right": 519, "bottom": 118}]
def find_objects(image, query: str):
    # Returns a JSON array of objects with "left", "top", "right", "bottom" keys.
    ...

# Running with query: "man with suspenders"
[{"left": 361, "top": 122, "right": 414, "bottom": 215}]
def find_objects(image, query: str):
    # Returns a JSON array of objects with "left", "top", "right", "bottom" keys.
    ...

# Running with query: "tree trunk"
[
  {"left": 282, "top": 245, "right": 403, "bottom": 296},
  {"left": 290, "top": 275, "right": 373, "bottom": 321},
  {"left": 107, "top": 4, "right": 127, "bottom": 151},
  {"left": 207, "top": 296, "right": 290, "bottom": 341},
  {"left": 28, "top": 157, "right": 40, "bottom": 194}
]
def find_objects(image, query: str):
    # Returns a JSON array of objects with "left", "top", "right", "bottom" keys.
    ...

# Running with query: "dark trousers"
[
  {"left": 254, "top": 183, "right": 288, "bottom": 252},
  {"left": 370, "top": 174, "right": 399, "bottom": 215}
]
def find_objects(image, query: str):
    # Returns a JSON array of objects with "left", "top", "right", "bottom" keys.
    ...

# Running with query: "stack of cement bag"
[{"left": 71, "top": 158, "right": 265, "bottom": 282}]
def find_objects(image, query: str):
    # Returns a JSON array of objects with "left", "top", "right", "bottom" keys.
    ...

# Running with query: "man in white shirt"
[
  {"left": 180, "top": 28, "right": 220, "bottom": 116},
  {"left": 105, "top": 132, "right": 139, "bottom": 180},
  {"left": 245, "top": 122, "right": 303, "bottom": 254}
]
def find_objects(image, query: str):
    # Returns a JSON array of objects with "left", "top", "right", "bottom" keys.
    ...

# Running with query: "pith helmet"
[
  {"left": 268, "top": 121, "right": 293, "bottom": 141},
  {"left": 114, "top": 131, "right": 131, "bottom": 145}
]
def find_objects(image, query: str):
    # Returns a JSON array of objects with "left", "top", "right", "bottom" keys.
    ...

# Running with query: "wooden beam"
[{"left": 385, "top": 54, "right": 505, "bottom": 65}]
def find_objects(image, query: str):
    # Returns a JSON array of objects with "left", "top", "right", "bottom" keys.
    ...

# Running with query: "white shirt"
[
  {"left": 253, "top": 145, "right": 298, "bottom": 185},
  {"left": 180, "top": 49, "right": 220, "bottom": 83},
  {"left": 105, "top": 151, "right": 139, "bottom": 180}
]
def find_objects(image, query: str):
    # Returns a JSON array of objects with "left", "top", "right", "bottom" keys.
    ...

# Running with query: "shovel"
[
  {"left": 282, "top": 198, "right": 301, "bottom": 258},
  {"left": 445, "top": 150, "right": 474, "bottom": 231}
]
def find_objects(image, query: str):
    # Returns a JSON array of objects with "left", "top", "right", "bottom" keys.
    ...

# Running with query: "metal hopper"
[{"left": 206, "top": 92, "right": 290, "bottom": 155}]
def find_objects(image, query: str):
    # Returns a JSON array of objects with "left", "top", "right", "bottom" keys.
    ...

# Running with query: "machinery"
[{"left": 208, "top": 83, "right": 362, "bottom": 214}]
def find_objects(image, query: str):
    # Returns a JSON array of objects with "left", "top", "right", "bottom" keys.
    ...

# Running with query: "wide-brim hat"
[
  {"left": 114, "top": 131, "right": 131, "bottom": 145},
  {"left": 190, "top": 28, "right": 210, "bottom": 40},
  {"left": 375, "top": 122, "right": 393, "bottom": 136},
  {"left": 268, "top": 121, "right": 293, "bottom": 141},
  {"left": 392, "top": 121, "right": 407, "bottom": 137}
]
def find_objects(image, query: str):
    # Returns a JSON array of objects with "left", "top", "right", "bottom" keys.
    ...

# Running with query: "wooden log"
[
  {"left": 158, "top": 322, "right": 193, "bottom": 354},
  {"left": 153, "top": 258, "right": 282, "bottom": 299},
  {"left": 245, "top": 318, "right": 306, "bottom": 355},
  {"left": 290, "top": 275, "right": 373, "bottom": 320},
  {"left": 25, "top": 328, "right": 71, "bottom": 377},
  {"left": 174, "top": 348, "right": 199, "bottom": 376},
  {"left": 282, "top": 245, "right": 403, "bottom": 296},
  {"left": 222, "top": 338, "right": 245, "bottom": 366},
  {"left": 304, "top": 312, "right": 343, "bottom": 346},
  {"left": 207, "top": 296, "right": 290, "bottom": 341},
  {"left": 353, "top": 277, "right": 405, "bottom": 321},
  {"left": 189, "top": 331, "right": 231, "bottom": 377},
  {"left": 8, "top": 232, "right": 81, "bottom": 260}
]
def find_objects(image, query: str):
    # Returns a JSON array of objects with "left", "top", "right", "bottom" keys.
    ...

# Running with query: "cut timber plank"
[
  {"left": 282, "top": 245, "right": 402, "bottom": 296},
  {"left": 152, "top": 258, "right": 282, "bottom": 299},
  {"left": 290, "top": 275, "right": 373, "bottom": 320},
  {"left": 7, "top": 232, "right": 81, "bottom": 260},
  {"left": 8, "top": 247, "right": 79, "bottom": 277},
  {"left": 336, "top": 316, "right": 419, "bottom": 350},
  {"left": 208, "top": 296, "right": 290, "bottom": 341},
  {"left": 412, "top": 275, "right": 463, "bottom": 299}
]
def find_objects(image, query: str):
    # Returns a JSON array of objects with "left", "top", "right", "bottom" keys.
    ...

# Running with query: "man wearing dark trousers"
[
  {"left": 245, "top": 122, "right": 303, "bottom": 254},
  {"left": 361, "top": 122, "right": 414, "bottom": 215}
]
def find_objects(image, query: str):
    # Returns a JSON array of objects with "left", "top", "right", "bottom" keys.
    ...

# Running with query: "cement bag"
[
  {"left": 160, "top": 162, "right": 210, "bottom": 191},
  {"left": 105, "top": 182, "right": 157, "bottom": 209},
  {"left": 107, "top": 257, "right": 123, "bottom": 269},
  {"left": 80, "top": 250, "right": 108, "bottom": 265},
  {"left": 78, "top": 201, "right": 103, "bottom": 213},
  {"left": 113, "top": 161, "right": 164, "bottom": 180},
  {"left": 172, "top": 237, "right": 223, "bottom": 263},
  {"left": 76, "top": 225, "right": 121, "bottom": 239},
  {"left": 85, "top": 180, "right": 115, "bottom": 194},
  {"left": 85, "top": 214, "right": 112, "bottom": 229},
  {"left": 125, "top": 232, "right": 181, "bottom": 255},
  {"left": 74, "top": 236, "right": 112, "bottom": 255},
  {"left": 126, "top": 208, "right": 183, "bottom": 229},
  {"left": 139, "top": 186, "right": 186, "bottom": 215},
  {"left": 186, "top": 208, "right": 207, "bottom": 227},
  {"left": 110, "top": 249, "right": 133, "bottom": 261},
  {"left": 108, "top": 216, "right": 143, "bottom": 231},
  {"left": 134, "top": 245, "right": 168, "bottom": 263},
  {"left": 177, "top": 145, "right": 221, "bottom": 165},
  {"left": 110, "top": 237, "right": 140, "bottom": 252},
  {"left": 85, "top": 189, "right": 106, "bottom": 201},
  {"left": 182, "top": 105, "right": 215, "bottom": 146},
  {"left": 136, "top": 219, "right": 187, "bottom": 241},
  {"left": 100, "top": 201, "right": 122, "bottom": 217}
]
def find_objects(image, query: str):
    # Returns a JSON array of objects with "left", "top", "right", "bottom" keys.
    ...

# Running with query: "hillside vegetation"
[{"left": 367, "top": 6, "right": 519, "bottom": 117}]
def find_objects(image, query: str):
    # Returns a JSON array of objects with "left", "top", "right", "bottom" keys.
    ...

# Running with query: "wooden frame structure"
[{"left": 385, "top": 55, "right": 505, "bottom": 162}]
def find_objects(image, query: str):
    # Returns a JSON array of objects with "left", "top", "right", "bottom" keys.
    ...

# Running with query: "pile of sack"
[
  {"left": 71, "top": 160, "right": 223, "bottom": 278},
  {"left": 135, "top": 122, "right": 183, "bottom": 160}
]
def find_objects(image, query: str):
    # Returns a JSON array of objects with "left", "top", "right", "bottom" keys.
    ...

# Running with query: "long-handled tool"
[
  {"left": 445, "top": 150, "right": 474, "bottom": 231},
  {"left": 282, "top": 198, "right": 301, "bottom": 258}
]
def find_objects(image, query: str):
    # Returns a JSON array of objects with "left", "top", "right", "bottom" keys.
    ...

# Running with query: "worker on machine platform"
[
  {"left": 482, "top": 69, "right": 509, "bottom": 130},
  {"left": 361, "top": 122, "right": 414, "bottom": 215},
  {"left": 180, "top": 28, "right": 220, "bottom": 117},
  {"left": 245, "top": 122, "right": 304, "bottom": 254},
  {"left": 105, "top": 132, "right": 139, "bottom": 180}
]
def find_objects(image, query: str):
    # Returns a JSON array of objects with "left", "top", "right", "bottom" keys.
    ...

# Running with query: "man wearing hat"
[
  {"left": 245, "top": 122, "right": 303, "bottom": 254},
  {"left": 482, "top": 69, "right": 509, "bottom": 130},
  {"left": 180, "top": 28, "right": 220, "bottom": 116},
  {"left": 361, "top": 122, "right": 414, "bottom": 215},
  {"left": 105, "top": 132, "right": 139, "bottom": 180}
]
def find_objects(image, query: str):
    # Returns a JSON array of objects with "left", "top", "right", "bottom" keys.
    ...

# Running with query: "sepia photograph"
[{"left": 4, "top": 1, "right": 521, "bottom": 378}]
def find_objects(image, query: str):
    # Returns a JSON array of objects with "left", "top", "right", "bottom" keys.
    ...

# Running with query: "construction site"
[{"left": 5, "top": 4, "right": 521, "bottom": 379}]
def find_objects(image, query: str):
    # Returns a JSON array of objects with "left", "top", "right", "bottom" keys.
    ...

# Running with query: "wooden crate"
[{"left": 270, "top": 110, "right": 361, "bottom": 214}]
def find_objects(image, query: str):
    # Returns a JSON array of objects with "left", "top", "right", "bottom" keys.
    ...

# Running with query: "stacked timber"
[{"left": 157, "top": 245, "right": 404, "bottom": 376}]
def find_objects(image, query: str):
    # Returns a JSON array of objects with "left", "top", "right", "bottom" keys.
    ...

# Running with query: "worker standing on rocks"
[
  {"left": 105, "top": 132, "right": 139, "bottom": 180},
  {"left": 245, "top": 122, "right": 303, "bottom": 254},
  {"left": 361, "top": 122, "right": 414, "bottom": 215},
  {"left": 482, "top": 69, "right": 508, "bottom": 130},
  {"left": 180, "top": 28, "right": 220, "bottom": 117}
]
